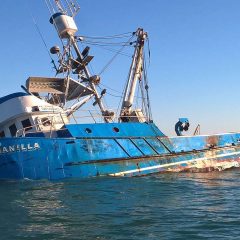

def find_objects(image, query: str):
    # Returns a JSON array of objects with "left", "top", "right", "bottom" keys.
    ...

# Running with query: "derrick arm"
[{"left": 119, "top": 28, "right": 148, "bottom": 123}]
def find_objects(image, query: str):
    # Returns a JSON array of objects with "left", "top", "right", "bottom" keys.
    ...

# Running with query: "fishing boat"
[{"left": 0, "top": 0, "right": 240, "bottom": 180}]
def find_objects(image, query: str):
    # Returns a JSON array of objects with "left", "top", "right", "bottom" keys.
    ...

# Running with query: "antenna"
[
  {"left": 46, "top": 0, "right": 80, "bottom": 17},
  {"left": 45, "top": 0, "right": 114, "bottom": 122}
]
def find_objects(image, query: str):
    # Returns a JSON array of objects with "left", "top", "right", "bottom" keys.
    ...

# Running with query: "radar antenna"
[{"left": 43, "top": 0, "right": 114, "bottom": 122}]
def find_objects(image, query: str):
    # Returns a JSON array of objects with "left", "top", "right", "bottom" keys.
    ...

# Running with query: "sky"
[{"left": 1, "top": 0, "right": 240, "bottom": 136}]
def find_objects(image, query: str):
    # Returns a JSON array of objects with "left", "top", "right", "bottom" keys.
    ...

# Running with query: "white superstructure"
[{"left": 0, "top": 93, "right": 68, "bottom": 137}]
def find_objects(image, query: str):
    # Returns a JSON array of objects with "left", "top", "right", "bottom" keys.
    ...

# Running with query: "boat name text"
[{"left": 0, "top": 143, "right": 40, "bottom": 154}]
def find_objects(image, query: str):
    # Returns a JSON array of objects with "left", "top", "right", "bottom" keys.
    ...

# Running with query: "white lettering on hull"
[{"left": 0, "top": 143, "right": 40, "bottom": 154}]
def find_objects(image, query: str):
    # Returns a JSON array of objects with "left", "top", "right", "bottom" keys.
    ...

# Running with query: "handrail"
[
  {"left": 16, "top": 112, "right": 66, "bottom": 137},
  {"left": 15, "top": 111, "right": 148, "bottom": 138}
]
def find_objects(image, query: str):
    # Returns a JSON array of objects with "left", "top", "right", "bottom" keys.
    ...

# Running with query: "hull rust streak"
[
  {"left": 109, "top": 150, "right": 240, "bottom": 176},
  {"left": 0, "top": 124, "right": 240, "bottom": 180},
  {"left": 0, "top": 2, "right": 239, "bottom": 180}
]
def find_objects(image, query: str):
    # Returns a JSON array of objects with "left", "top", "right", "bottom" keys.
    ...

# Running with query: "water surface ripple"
[{"left": 1, "top": 170, "right": 240, "bottom": 239}]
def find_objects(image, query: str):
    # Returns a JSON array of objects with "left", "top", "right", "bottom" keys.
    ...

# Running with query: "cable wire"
[
  {"left": 79, "top": 32, "right": 133, "bottom": 40},
  {"left": 98, "top": 35, "right": 135, "bottom": 76},
  {"left": 28, "top": 1, "right": 58, "bottom": 71}
]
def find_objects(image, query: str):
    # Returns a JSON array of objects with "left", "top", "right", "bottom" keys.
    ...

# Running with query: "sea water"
[{"left": 1, "top": 170, "right": 240, "bottom": 240}]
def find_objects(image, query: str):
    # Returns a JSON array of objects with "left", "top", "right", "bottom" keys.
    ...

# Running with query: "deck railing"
[{"left": 15, "top": 109, "right": 148, "bottom": 138}]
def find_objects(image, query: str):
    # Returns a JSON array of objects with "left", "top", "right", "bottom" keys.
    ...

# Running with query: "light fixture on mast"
[{"left": 45, "top": 0, "right": 114, "bottom": 122}]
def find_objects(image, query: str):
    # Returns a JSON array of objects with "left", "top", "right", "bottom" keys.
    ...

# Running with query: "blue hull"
[{"left": 1, "top": 123, "right": 240, "bottom": 180}]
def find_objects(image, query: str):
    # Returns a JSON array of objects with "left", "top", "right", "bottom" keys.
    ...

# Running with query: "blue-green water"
[{"left": 1, "top": 170, "right": 240, "bottom": 240}]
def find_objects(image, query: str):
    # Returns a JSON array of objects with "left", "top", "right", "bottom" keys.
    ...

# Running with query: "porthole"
[
  {"left": 85, "top": 128, "right": 92, "bottom": 134},
  {"left": 113, "top": 127, "right": 120, "bottom": 133}
]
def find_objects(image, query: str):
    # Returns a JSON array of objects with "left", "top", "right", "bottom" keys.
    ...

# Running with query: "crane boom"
[{"left": 120, "top": 28, "right": 148, "bottom": 122}]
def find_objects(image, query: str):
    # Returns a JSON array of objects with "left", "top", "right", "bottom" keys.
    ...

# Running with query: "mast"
[
  {"left": 120, "top": 28, "right": 148, "bottom": 122},
  {"left": 46, "top": 0, "right": 113, "bottom": 122}
]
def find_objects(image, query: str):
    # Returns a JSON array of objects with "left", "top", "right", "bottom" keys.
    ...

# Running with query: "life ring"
[{"left": 175, "top": 118, "right": 190, "bottom": 136}]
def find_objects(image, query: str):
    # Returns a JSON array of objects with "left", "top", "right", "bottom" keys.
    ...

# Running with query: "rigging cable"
[
  {"left": 98, "top": 35, "right": 135, "bottom": 76},
  {"left": 99, "top": 83, "right": 123, "bottom": 94},
  {"left": 115, "top": 75, "right": 129, "bottom": 121},
  {"left": 27, "top": 2, "right": 58, "bottom": 71},
  {"left": 79, "top": 32, "right": 133, "bottom": 40},
  {"left": 147, "top": 37, "right": 151, "bottom": 66},
  {"left": 45, "top": 0, "right": 56, "bottom": 14},
  {"left": 143, "top": 52, "right": 152, "bottom": 121},
  {"left": 82, "top": 40, "right": 133, "bottom": 46},
  {"left": 64, "top": 0, "right": 74, "bottom": 16},
  {"left": 84, "top": 44, "right": 132, "bottom": 58}
]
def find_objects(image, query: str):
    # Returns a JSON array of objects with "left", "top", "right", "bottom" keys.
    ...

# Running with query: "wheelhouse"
[{"left": 0, "top": 92, "right": 69, "bottom": 138}]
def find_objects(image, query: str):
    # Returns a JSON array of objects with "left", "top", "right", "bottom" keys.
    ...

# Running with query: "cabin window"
[
  {"left": 32, "top": 106, "right": 39, "bottom": 112},
  {"left": 0, "top": 131, "right": 5, "bottom": 138},
  {"left": 21, "top": 119, "right": 33, "bottom": 131},
  {"left": 9, "top": 124, "right": 17, "bottom": 137},
  {"left": 41, "top": 117, "right": 51, "bottom": 127}
]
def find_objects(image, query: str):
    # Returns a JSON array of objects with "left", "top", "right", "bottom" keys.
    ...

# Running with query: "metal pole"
[
  {"left": 70, "top": 36, "right": 110, "bottom": 122},
  {"left": 120, "top": 28, "right": 147, "bottom": 116}
]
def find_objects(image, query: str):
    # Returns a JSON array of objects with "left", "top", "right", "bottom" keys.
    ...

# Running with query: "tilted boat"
[{"left": 0, "top": 0, "right": 240, "bottom": 180}]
